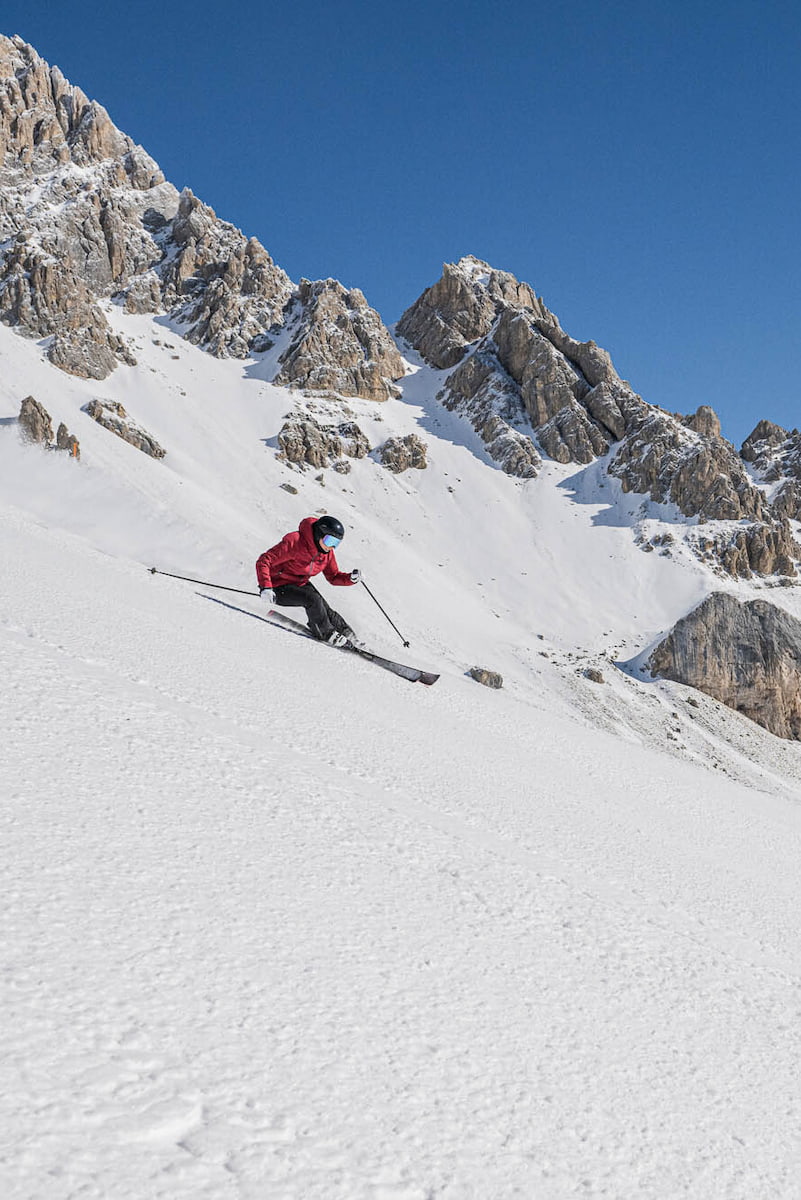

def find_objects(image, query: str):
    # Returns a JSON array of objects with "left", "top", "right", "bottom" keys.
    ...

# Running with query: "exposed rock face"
[
  {"left": 19, "top": 395, "right": 54, "bottom": 444},
  {"left": 159, "top": 189, "right": 293, "bottom": 357},
  {"left": 1, "top": 237, "right": 137, "bottom": 377},
  {"left": 689, "top": 523, "right": 797, "bottom": 579},
  {"left": 276, "top": 414, "right": 371, "bottom": 470},
  {"left": 397, "top": 255, "right": 542, "bottom": 369},
  {"left": 741, "top": 420, "right": 801, "bottom": 522},
  {"left": 399, "top": 257, "right": 799, "bottom": 579},
  {"left": 378, "top": 434, "right": 428, "bottom": 473},
  {"left": 0, "top": 35, "right": 164, "bottom": 182},
  {"left": 532, "top": 311, "right": 621, "bottom": 391},
  {"left": 122, "top": 271, "right": 162, "bottom": 315},
  {"left": 404, "top": 259, "right": 750, "bottom": 502},
  {"left": 467, "top": 667, "right": 504, "bottom": 689},
  {"left": 491, "top": 309, "right": 615, "bottom": 465},
  {"left": 83, "top": 399, "right": 165, "bottom": 458},
  {"left": 649, "top": 593, "right": 801, "bottom": 739},
  {"left": 741, "top": 419, "right": 791, "bottom": 465},
  {"left": 0, "top": 35, "right": 399, "bottom": 401},
  {"left": 439, "top": 353, "right": 541, "bottom": 478},
  {"left": 684, "top": 405, "right": 722, "bottom": 438},
  {"left": 608, "top": 406, "right": 799, "bottom": 576},
  {"left": 0, "top": 35, "right": 165, "bottom": 375},
  {"left": 275, "top": 279, "right": 404, "bottom": 402},
  {"left": 609, "top": 407, "right": 764, "bottom": 522},
  {"left": 402, "top": 257, "right": 646, "bottom": 470}
]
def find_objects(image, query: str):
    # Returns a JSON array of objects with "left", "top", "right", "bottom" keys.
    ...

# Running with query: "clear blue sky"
[{"left": 4, "top": 0, "right": 800, "bottom": 444}]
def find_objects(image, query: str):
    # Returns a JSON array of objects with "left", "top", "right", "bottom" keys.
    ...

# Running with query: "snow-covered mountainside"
[{"left": 4, "top": 32, "right": 801, "bottom": 1200}]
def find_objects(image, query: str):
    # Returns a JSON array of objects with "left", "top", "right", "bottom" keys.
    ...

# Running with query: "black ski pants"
[{"left": 272, "top": 582, "right": 350, "bottom": 640}]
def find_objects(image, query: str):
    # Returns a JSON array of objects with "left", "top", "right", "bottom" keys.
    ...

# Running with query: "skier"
[{"left": 256, "top": 515, "right": 361, "bottom": 647}]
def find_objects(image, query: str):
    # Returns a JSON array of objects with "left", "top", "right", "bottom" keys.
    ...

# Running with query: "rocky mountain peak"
[
  {"left": 450, "top": 254, "right": 542, "bottom": 310},
  {"left": 399, "top": 255, "right": 642, "bottom": 472},
  {"left": 0, "top": 36, "right": 400, "bottom": 400},
  {"left": 0, "top": 35, "right": 163, "bottom": 185},
  {"left": 396, "top": 255, "right": 543, "bottom": 369},
  {"left": 684, "top": 405, "right": 722, "bottom": 439},
  {"left": 739, "top": 419, "right": 801, "bottom": 524},
  {"left": 398, "top": 256, "right": 800, "bottom": 579},
  {"left": 741, "top": 419, "right": 799, "bottom": 467}
]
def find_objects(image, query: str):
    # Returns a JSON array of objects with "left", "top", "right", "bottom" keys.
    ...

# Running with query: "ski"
[{"left": 266, "top": 610, "right": 439, "bottom": 686}]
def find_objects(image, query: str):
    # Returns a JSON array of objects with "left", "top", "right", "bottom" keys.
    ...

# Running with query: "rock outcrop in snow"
[
  {"left": 649, "top": 593, "right": 801, "bottom": 740},
  {"left": 399, "top": 256, "right": 645, "bottom": 472},
  {"left": 1, "top": 236, "right": 138, "bottom": 378},
  {"left": 83, "top": 399, "right": 165, "bottom": 459},
  {"left": 609, "top": 408, "right": 764, "bottom": 522},
  {"left": 378, "top": 434, "right": 428, "bottom": 473},
  {"left": 438, "top": 352, "right": 542, "bottom": 478},
  {"left": 467, "top": 666, "right": 504, "bottom": 689},
  {"left": 18, "top": 395, "right": 53, "bottom": 444},
  {"left": 275, "top": 279, "right": 404, "bottom": 402},
  {"left": 55, "top": 422, "right": 80, "bottom": 458},
  {"left": 276, "top": 413, "right": 371, "bottom": 470},
  {"left": 0, "top": 35, "right": 168, "bottom": 376},
  {"left": 18, "top": 394, "right": 79, "bottom": 457}
]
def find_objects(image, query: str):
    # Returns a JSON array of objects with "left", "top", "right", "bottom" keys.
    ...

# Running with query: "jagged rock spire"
[{"left": 397, "top": 255, "right": 543, "bottom": 368}]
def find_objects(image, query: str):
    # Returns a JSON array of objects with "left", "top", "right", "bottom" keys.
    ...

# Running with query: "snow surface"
[{"left": 3, "top": 314, "right": 801, "bottom": 1198}]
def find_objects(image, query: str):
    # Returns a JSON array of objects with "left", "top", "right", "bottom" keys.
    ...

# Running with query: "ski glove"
[
  {"left": 349, "top": 569, "right": 361, "bottom": 583},
  {"left": 260, "top": 587, "right": 276, "bottom": 605}
]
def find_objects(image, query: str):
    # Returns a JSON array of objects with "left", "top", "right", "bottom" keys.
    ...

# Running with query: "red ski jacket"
[{"left": 256, "top": 517, "right": 354, "bottom": 591}]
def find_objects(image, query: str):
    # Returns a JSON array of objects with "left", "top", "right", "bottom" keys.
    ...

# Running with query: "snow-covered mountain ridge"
[{"left": 3, "top": 32, "right": 801, "bottom": 590}]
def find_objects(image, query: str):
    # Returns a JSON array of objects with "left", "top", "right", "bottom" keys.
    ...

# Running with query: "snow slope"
[{"left": 3, "top": 313, "right": 801, "bottom": 1198}]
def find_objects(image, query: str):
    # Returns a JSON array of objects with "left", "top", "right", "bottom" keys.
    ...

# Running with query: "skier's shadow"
[{"left": 199, "top": 594, "right": 308, "bottom": 637}]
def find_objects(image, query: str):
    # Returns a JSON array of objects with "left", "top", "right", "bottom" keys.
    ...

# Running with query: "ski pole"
[
  {"left": 148, "top": 567, "right": 260, "bottom": 597},
  {"left": 360, "top": 580, "right": 410, "bottom": 647}
]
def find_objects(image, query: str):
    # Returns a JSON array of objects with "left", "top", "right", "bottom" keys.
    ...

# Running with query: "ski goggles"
[{"left": 321, "top": 533, "right": 342, "bottom": 549}]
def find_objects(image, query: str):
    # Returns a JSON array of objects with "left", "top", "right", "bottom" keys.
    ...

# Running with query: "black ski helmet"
[{"left": 312, "top": 515, "right": 345, "bottom": 547}]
